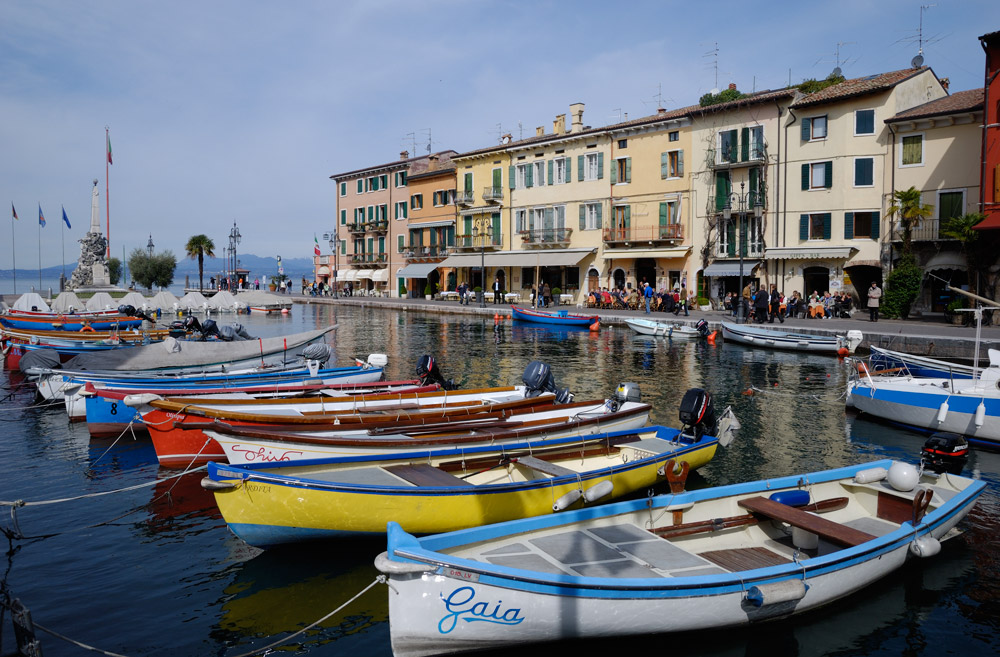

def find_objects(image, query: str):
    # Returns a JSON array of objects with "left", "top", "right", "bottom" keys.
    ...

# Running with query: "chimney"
[
  {"left": 427, "top": 154, "right": 439, "bottom": 170},
  {"left": 400, "top": 150, "right": 409, "bottom": 160},
  {"left": 728, "top": 83, "right": 737, "bottom": 91},
  {"left": 536, "top": 126, "right": 545, "bottom": 137},
  {"left": 553, "top": 113, "right": 566, "bottom": 135},
  {"left": 569, "top": 103, "right": 585, "bottom": 133},
  {"left": 657, "top": 107, "right": 667, "bottom": 115},
  {"left": 939, "top": 77, "right": 950, "bottom": 91}
]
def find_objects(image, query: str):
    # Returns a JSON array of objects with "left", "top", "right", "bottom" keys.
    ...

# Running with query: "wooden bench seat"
[
  {"left": 738, "top": 496, "right": 877, "bottom": 548},
  {"left": 382, "top": 463, "right": 476, "bottom": 487},
  {"left": 515, "top": 455, "right": 576, "bottom": 478}
]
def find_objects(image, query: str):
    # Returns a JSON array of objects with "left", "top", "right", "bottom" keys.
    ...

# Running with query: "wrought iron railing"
[{"left": 603, "top": 224, "right": 684, "bottom": 243}]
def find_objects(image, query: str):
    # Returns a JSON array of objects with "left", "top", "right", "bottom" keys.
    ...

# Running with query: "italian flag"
[
  {"left": 314, "top": 235, "right": 321, "bottom": 256},
  {"left": 107, "top": 133, "right": 113, "bottom": 164}
]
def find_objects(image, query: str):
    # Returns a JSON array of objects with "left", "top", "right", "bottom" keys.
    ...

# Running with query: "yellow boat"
[{"left": 203, "top": 424, "right": 722, "bottom": 546}]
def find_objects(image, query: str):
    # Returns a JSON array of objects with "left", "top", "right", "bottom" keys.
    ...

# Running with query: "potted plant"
[
  {"left": 946, "top": 298, "right": 965, "bottom": 324},
  {"left": 424, "top": 283, "right": 434, "bottom": 301},
  {"left": 697, "top": 296, "right": 711, "bottom": 311},
  {"left": 474, "top": 286, "right": 483, "bottom": 303}
]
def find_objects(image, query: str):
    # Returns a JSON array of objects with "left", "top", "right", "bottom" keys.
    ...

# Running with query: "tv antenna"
[
  {"left": 815, "top": 41, "right": 857, "bottom": 77},
  {"left": 641, "top": 83, "right": 672, "bottom": 111},
  {"left": 702, "top": 41, "right": 719, "bottom": 93},
  {"left": 894, "top": 4, "right": 943, "bottom": 68}
]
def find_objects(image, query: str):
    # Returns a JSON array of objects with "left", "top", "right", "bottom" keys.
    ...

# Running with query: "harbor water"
[{"left": 1, "top": 303, "right": 998, "bottom": 656}]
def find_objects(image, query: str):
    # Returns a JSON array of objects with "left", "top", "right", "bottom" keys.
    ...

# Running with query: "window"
[
  {"left": 395, "top": 201, "right": 407, "bottom": 220},
  {"left": 799, "top": 213, "right": 832, "bottom": 240},
  {"left": 551, "top": 157, "right": 568, "bottom": 185},
  {"left": 533, "top": 161, "right": 546, "bottom": 187},
  {"left": 662, "top": 150, "right": 684, "bottom": 179},
  {"left": 582, "top": 152, "right": 603, "bottom": 181},
  {"left": 804, "top": 115, "right": 827, "bottom": 140},
  {"left": 669, "top": 131, "right": 679, "bottom": 142},
  {"left": 845, "top": 211, "right": 879, "bottom": 239},
  {"left": 801, "top": 161, "right": 832, "bottom": 190},
  {"left": 855, "top": 109, "right": 875, "bottom": 136},
  {"left": 395, "top": 171, "right": 407, "bottom": 187},
  {"left": 515, "top": 163, "right": 531, "bottom": 189},
  {"left": 515, "top": 209, "right": 527, "bottom": 233},
  {"left": 340, "top": 182, "right": 346, "bottom": 196},
  {"left": 938, "top": 190, "right": 965, "bottom": 222},
  {"left": 379, "top": 174, "right": 388, "bottom": 189},
  {"left": 397, "top": 235, "right": 405, "bottom": 253},
  {"left": 746, "top": 126, "right": 764, "bottom": 160},
  {"left": 433, "top": 190, "right": 445, "bottom": 207},
  {"left": 531, "top": 208, "right": 545, "bottom": 232},
  {"left": 718, "top": 130, "right": 738, "bottom": 163},
  {"left": 340, "top": 209, "right": 347, "bottom": 225},
  {"left": 612, "top": 157, "right": 631, "bottom": 184},
  {"left": 410, "top": 194, "right": 423, "bottom": 210},
  {"left": 901, "top": 134, "right": 923, "bottom": 167},
  {"left": 579, "top": 202, "right": 602, "bottom": 230},
  {"left": 617, "top": 139, "right": 628, "bottom": 149},
  {"left": 854, "top": 158, "right": 874, "bottom": 187},
  {"left": 377, "top": 204, "right": 387, "bottom": 222}
]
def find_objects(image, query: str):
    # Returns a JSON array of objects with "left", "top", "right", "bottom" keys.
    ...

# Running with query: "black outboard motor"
[
  {"left": 920, "top": 432, "right": 968, "bottom": 475},
  {"left": 605, "top": 382, "right": 641, "bottom": 412},
  {"left": 522, "top": 361, "right": 572, "bottom": 403},
  {"left": 199, "top": 318, "right": 221, "bottom": 341},
  {"left": 416, "top": 355, "right": 458, "bottom": 390},
  {"left": 695, "top": 319, "right": 710, "bottom": 337},
  {"left": 119, "top": 304, "right": 156, "bottom": 323},
  {"left": 167, "top": 320, "right": 188, "bottom": 338},
  {"left": 679, "top": 388, "right": 718, "bottom": 439}
]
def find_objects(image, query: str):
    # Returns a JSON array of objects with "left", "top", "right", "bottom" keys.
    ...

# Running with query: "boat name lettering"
[
  {"left": 438, "top": 586, "right": 524, "bottom": 634},
  {"left": 231, "top": 445, "right": 303, "bottom": 463},
  {"left": 443, "top": 568, "right": 477, "bottom": 582},
  {"left": 244, "top": 483, "right": 271, "bottom": 494}
]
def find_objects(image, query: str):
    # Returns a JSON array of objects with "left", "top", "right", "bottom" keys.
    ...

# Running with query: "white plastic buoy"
[
  {"left": 745, "top": 580, "right": 808, "bottom": 607},
  {"left": 367, "top": 353, "right": 389, "bottom": 367},
  {"left": 975, "top": 402, "right": 986, "bottom": 428},
  {"left": 936, "top": 401, "right": 949, "bottom": 424},
  {"left": 583, "top": 480, "right": 614, "bottom": 503},
  {"left": 553, "top": 489, "right": 583, "bottom": 511},
  {"left": 792, "top": 526, "right": 819, "bottom": 550},
  {"left": 854, "top": 467, "right": 888, "bottom": 484},
  {"left": 910, "top": 535, "right": 942, "bottom": 558},
  {"left": 887, "top": 461, "right": 919, "bottom": 492}
]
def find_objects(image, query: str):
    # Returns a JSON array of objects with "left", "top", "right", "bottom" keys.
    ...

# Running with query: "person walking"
[
  {"left": 643, "top": 282, "right": 653, "bottom": 313},
  {"left": 768, "top": 283, "right": 784, "bottom": 323},
  {"left": 867, "top": 281, "right": 882, "bottom": 322},
  {"left": 753, "top": 286, "right": 770, "bottom": 324},
  {"left": 493, "top": 277, "right": 502, "bottom": 304}
]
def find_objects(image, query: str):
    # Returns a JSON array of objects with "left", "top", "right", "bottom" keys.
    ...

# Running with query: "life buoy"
[{"left": 80, "top": 324, "right": 96, "bottom": 333}]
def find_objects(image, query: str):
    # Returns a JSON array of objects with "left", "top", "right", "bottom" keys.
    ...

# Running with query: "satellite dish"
[
  {"left": 831, "top": 67, "right": 842, "bottom": 77},
  {"left": 911, "top": 54, "right": 924, "bottom": 69}
]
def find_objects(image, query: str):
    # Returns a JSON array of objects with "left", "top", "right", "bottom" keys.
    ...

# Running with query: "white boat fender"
[
  {"left": 936, "top": 401, "right": 949, "bottom": 424},
  {"left": 909, "top": 535, "right": 942, "bottom": 558},
  {"left": 975, "top": 401, "right": 986, "bottom": 428},
  {"left": 854, "top": 467, "right": 888, "bottom": 484},
  {"left": 746, "top": 579, "right": 808, "bottom": 607},
  {"left": 887, "top": 461, "right": 919, "bottom": 492},
  {"left": 367, "top": 353, "right": 389, "bottom": 368},
  {"left": 307, "top": 359, "right": 320, "bottom": 377},
  {"left": 124, "top": 393, "right": 164, "bottom": 407},
  {"left": 200, "top": 477, "right": 237, "bottom": 491},
  {"left": 553, "top": 489, "right": 583, "bottom": 511},
  {"left": 374, "top": 551, "right": 433, "bottom": 575},
  {"left": 583, "top": 480, "right": 614, "bottom": 503}
]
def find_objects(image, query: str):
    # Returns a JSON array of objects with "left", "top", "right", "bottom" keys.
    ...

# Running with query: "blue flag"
[
  {"left": 38, "top": 204, "right": 46, "bottom": 227},
  {"left": 62, "top": 206, "right": 71, "bottom": 228}
]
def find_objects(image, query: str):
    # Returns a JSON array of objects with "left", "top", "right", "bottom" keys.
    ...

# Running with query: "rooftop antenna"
[
  {"left": 702, "top": 41, "right": 719, "bottom": 93},
  {"left": 893, "top": 4, "right": 943, "bottom": 68},
  {"left": 518, "top": 121, "right": 523, "bottom": 140},
  {"left": 610, "top": 108, "right": 623, "bottom": 122},
  {"left": 420, "top": 128, "right": 433, "bottom": 154},
  {"left": 640, "top": 83, "right": 672, "bottom": 111},
  {"left": 404, "top": 132, "right": 418, "bottom": 156},
  {"left": 815, "top": 41, "right": 857, "bottom": 77}
]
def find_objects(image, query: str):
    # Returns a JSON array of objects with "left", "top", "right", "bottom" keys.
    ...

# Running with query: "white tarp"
[
  {"left": 11, "top": 292, "right": 51, "bottom": 312},
  {"left": 50, "top": 292, "right": 83, "bottom": 313},
  {"left": 85, "top": 292, "right": 116, "bottom": 311}
]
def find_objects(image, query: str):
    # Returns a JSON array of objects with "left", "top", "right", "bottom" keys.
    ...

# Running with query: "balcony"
[
  {"left": 350, "top": 253, "right": 388, "bottom": 264},
  {"left": 482, "top": 186, "right": 504, "bottom": 203},
  {"left": 366, "top": 220, "right": 388, "bottom": 234},
  {"left": 603, "top": 224, "right": 684, "bottom": 245},
  {"left": 521, "top": 227, "right": 573, "bottom": 247},
  {"left": 716, "top": 241, "right": 763, "bottom": 258},
  {"left": 455, "top": 232, "right": 503, "bottom": 251},
  {"left": 890, "top": 219, "right": 949, "bottom": 242},
  {"left": 347, "top": 222, "right": 366, "bottom": 234},
  {"left": 709, "top": 145, "right": 766, "bottom": 169},
  {"left": 405, "top": 245, "right": 449, "bottom": 261},
  {"left": 456, "top": 190, "right": 475, "bottom": 205}
]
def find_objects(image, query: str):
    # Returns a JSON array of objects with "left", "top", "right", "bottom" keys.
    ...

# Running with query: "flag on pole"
[
  {"left": 62, "top": 206, "right": 71, "bottom": 228},
  {"left": 314, "top": 235, "right": 321, "bottom": 256},
  {"left": 107, "top": 133, "right": 113, "bottom": 164},
  {"left": 38, "top": 204, "right": 46, "bottom": 227},
  {"left": 11, "top": 203, "right": 17, "bottom": 220}
]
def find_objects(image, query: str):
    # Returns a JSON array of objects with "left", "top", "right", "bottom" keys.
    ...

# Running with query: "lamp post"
[
  {"left": 722, "top": 181, "right": 763, "bottom": 324},
  {"left": 228, "top": 221, "right": 241, "bottom": 290},
  {"left": 471, "top": 215, "right": 490, "bottom": 308},
  {"left": 145, "top": 235, "right": 154, "bottom": 292},
  {"left": 323, "top": 231, "right": 338, "bottom": 298}
]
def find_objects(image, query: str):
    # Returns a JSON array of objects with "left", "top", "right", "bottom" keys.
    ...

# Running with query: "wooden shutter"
[
  {"left": 610, "top": 159, "right": 617, "bottom": 184},
  {"left": 597, "top": 152, "right": 604, "bottom": 179},
  {"left": 548, "top": 160, "right": 554, "bottom": 185},
  {"left": 357, "top": 179, "right": 363, "bottom": 193},
  {"left": 824, "top": 161, "right": 833, "bottom": 188},
  {"left": 578, "top": 155, "right": 584, "bottom": 181},
  {"left": 492, "top": 168, "right": 501, "bottom": 190},
  {"left": 749, "top": 167, "right": 760, "bottom": 207},
  {"left": 677, "top": 150, "right": 684, "bottom": 176},
  {"left": 596, "top": 204, "right": 603, "bottom": 226},
  {"left": 340, "top": 209, "right": 346, "bottom": 225},
  {"left": 526, "top": 165, "right": 533, "bottom": 188},
  {"left": 465, "top": 173, "right": 473, "bottom": 193},
  {"left": 624, "top": 205, "right": 631, "bottom": 228},
  {"left": 822, "top": 213, "right": 832, "bottom": 240},
  {"left": 544, "top": 207, "right": 554, "bottom": 230},
  {"left": 741, "top": 127, "right": 750, "bottom": 161},
  {"left": 801, "top": 164, "right": 810, "bottom": 190},
  {"left": 727, "top": 220, "right": 736, "bottom": 256},
  {"left": 625, "top": 157, "right": 632, "bottom": 183},
  {"left": 659, "top": 202, "right": 668, "bottom": 226},
  {"left": 661, "top": 152, "right": 669, "bottom": 179},
  {"left": 871, "top": 211, "right": 880, "bottom": 240},
  {"left": 844, "top": 212, "right": 854, "bottom": 239},
  {"left": 800, "top": 215, "right": 809, "bottom": 241},
  {"left": 801, "top": 118, "right": 811, "bottom": 141},
  {"left": 579, "top": 205, "right": 586, "bottom": 230},
  {"left": 509, "top": 166, "right": 515, "bottom": 189},
  {"left": 565, "top": 157, "right": 571, "bottom": 182}
]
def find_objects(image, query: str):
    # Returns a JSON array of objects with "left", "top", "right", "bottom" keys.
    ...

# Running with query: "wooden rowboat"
[
  {"left": 721, "top": 320, "right": 863, "bottom": 354},
  {"left": 511, "top": 306, "right": 598, "bottom": 327},
  {"left": 375, "top": 459, "right": 984, "bottom": 656},
  {"left": 625, "top": 318, "right": 702, "bottom": 338}
]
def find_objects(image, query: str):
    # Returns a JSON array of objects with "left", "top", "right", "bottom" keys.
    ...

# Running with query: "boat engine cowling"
[
  {"left": 416, "top": 354, "right": 458, "bottom": 390},
  {"left": 522, "top": 360, "right": 572, "bottom": 403},
  {"left": 605, "top": 382, "right": 641, "bottom": 412},
  {"left": 679, "top": 388, "right": 718, "bottom": 439},
  {"left": 920, "top": 431, "right": 968, "bottom": 475},
  {"left": 199, "top": 319, "right": 221, "bottom": 341},
  {"left": 695, "top": 319, "right": 710, "bottom": 336},
  {"left": 301, "top": 343, "right": 333, "bottom": 365}
]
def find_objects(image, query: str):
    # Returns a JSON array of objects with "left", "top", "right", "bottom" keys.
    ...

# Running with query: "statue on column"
[{"left": 69, "top": 179, "right": 112, "bottom": 290}]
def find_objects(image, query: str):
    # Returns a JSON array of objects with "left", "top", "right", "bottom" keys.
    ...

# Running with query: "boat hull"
[
  {"left": 721, "top": 321, "right": 853, "bottom": 354},
  {"left": 624, "top": 319, "right": 700, "bottom": 338},
  {"left": 511, "top": 306, "right": 597, "bottom": 327}
]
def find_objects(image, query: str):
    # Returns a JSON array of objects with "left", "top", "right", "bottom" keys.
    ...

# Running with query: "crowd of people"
[
  {"left": 586, "top": 284, "right": 696, "bottom": 315},
  {"left": 722, "top": 287, "right": 861, "bottom": 323}
]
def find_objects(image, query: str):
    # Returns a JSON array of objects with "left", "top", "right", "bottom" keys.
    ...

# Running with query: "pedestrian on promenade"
[
  {"left": 643, "top": 282, "right": 653, "bottom": 313},
  {"left": 867, "top": 281, "right": 882, "bottom": 322}
]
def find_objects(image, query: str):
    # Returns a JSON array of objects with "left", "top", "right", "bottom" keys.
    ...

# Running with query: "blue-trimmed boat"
[
  {"left": 722, "top": 320, "right": 863, "bottom": 354},
  {"left": 868, "top": 345, "right": 975, "bottom": 379},
  {"left": 375, "top": 459, "right": 984, "bottom": 656},
  {"left": 511, "top": 305, "right": 598, "bottom": 327},
  {"left": 0, "top": 311, "right": 143, "bottom": 332}
]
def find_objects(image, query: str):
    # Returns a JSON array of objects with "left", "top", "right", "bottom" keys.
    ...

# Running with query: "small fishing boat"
[
  {"left": 375, "top": 459, "right": 984, "bottom": 656},
  {"left": 625, "top": 318, "right": 707, "bottom": 339},
  {"left": 0, "top": 311, "right": 144, "bottom": 332},
  {"left": 868, "top": 346, "right": 976, "bottom": 379},
  {"left": 511, "top": 306, "right": 598, "bottom": 327},
  {"left": 1, "top": 326, "right": 171, "bottom": 369},
  {"left": 721, "top": 320, "right": 863, "bottom": 355},
  {"left": 203, "top": 424, "right": 727, "bottom": 546}
]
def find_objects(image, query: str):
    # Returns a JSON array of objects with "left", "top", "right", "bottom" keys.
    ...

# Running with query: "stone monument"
[{"left": 69, "top": 179, "right": 119, "bottom": 291}]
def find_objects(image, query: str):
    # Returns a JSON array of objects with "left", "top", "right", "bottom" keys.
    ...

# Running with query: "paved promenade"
[{"left": 288, "top": 292, "right": 998, "bottom": 360}]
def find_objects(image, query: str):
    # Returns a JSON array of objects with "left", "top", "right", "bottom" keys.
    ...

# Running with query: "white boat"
[
  {"left": 847, "top": 349, "right": 1000, "bottom": 446},
  {"left": 868, "top": 345, "right": 976, "bottom": 379},
  {"left": 375, "top": 459, "right": 984, "bottom": 657},
  {"left": 624, "top": 318, "right": 703, "bottom": 338},
  {"left": 722, "top": 320, "right": 862, "bottom": 354}
]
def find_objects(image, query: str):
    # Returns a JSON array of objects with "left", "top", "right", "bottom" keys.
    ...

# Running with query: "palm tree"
[
  {"left": 185, "top": 235, "right": 216, "bottom": 292},
  {"left": 941, "top": 213, "right": 985, "bottom": 295},
  {"left": 886, "top": 187, "right": 934, "bottom": 255}
]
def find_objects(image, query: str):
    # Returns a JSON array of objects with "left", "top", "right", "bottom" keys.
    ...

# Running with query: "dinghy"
[{"left": 722, "top": 320, "right": 862, "bottom": 355}]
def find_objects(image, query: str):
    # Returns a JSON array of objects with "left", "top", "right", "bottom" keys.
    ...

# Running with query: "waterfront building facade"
[{"left": 395, "top": 151, "right": 458, "bottom": 297}]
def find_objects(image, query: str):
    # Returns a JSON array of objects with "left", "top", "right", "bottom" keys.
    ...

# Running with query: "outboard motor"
[
  {"left": 695, "top": 319, "right": 710, "bottom": 337},
  {"left": 301, "top": 343, "right": 333, "bottom": 365},
  {"left": 920, "top": 432, "right": 968, "bottom": 475},
  {"left": 199, "top": 318, "right": 221, "bottom": 341},
  {"left": 118, "top": 304, "right": 136, "bottom": 317},
  {"left": 167, "top": 320, "right": 188, "bottom": 339},
  {"left": 679, "top": 388, "right": 718, "bottom": 439},
  {"left": 416, "top": 355, "right": 458, "bottom": 390},
  {"left": 605, "top": 382, "right": 641, "bottom": 412},
  {"left": 522, "top": 361, "right": 572, "bottom": 403},
  {"left": 230, "top": 323, "right": 253, "bottom": 340}
]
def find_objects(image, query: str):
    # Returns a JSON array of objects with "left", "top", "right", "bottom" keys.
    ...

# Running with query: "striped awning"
[
  {"left": 341, "top": 270, "right": 359, "bottom": 282},
  {"left": 703, "top": 261, "right": 760, "bottom": 277}
]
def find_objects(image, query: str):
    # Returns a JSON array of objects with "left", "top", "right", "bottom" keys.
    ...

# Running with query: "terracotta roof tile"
[
  {"left": 790, "top": 68, "right": 930, "bottom": 108},
  {"left": 887, "top": 88, "right": 984, "bottom": 122},
  {"left": 329, "top": 150, "right": 457, "bottom": 181}
]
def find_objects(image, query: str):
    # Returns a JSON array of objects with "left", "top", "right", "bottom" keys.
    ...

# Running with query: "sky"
[{"left": 1, "top": 0, "right": 996, "bottom": 270}]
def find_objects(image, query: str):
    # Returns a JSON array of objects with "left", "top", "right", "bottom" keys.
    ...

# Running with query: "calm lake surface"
[{"left": 1, "top": 303, "right": 998, "bottom": 656}]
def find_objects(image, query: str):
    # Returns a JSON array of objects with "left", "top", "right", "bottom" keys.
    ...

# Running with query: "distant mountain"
[{"left": 0, "top": 254, "right": 316, "bottom": 279}]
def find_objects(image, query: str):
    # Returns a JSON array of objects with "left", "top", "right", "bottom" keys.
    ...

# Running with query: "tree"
[
  {"left": 185, "top": 234, "right": 216, "bottom": 291},
  {"left": 128, "top": 248, "right": 177, "bottom": 290},
  {"left": 881, "top": 253, "right": 922, "bottom": 319},
  {"left": 940, "top": 213, "right": 985, "bottom": 295},
  {"left": 107, "top": 257, "right": 122, "bottom": 285},
  {"left": 886, "top": 187, "right": 933, "bottom": 255}
]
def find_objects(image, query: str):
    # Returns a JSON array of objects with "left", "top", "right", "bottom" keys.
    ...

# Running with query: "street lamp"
[
  {"left": 471, "top": 215, "right": 491, "bottom": 308},
  {"left": 228, "top": 221, "right": 241, "bottom": 290},
  {"left": 323, "top": 231, "right": 338, "bottom": 298},
  {"left": 722, "top": 181, "right": 764, "bottom": 324}
]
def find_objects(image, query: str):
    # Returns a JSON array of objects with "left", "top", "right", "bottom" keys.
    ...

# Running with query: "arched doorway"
[
  {"left": 612, "top": 268, "right": 626, "bottom": 291},
  {"left": 803, "top": 266, "right": 830, "bottom": 299},
  {"left": 587, "top": 268, "right": 600, "bottom": 292},
  {"left": 635, "top": 258, "right": 656, "bottom": 290},
  {"left": 844, "top": 265, "right": 881, "bottom": 307}
]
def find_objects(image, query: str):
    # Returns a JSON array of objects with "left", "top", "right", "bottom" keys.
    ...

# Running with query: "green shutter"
[
  {"left": 659, "top": 202, "right": 668, "bottom": 226},
  {"left": 801, "top": 118, "right": 811, "bottom": 141},
  {"left": 844, "top": 212, "right": 854, "bottom": 239},
  {"left": 610, "top": 159, "right": 617, "bottom": 184},
  {"left": 749, "top": 167, "right": 760, "bottom": 207},
  {"left": 800, "top": 215, "right": 809, "bottom": 241},
  {"left": 463, "top": 216, "right": 472, "bottom": 236},
  {"left": 824, "top": 161, "right": 833, "bottom": 188},
  {"left": 492, "top": 168, "right": 501, "bottom": 189},
  {"left": 624, "top": 205, "right": 631, "bottom": 228},
  {"left": 822, "top": 213, "right": 832, "bottom": 240},
  {"left": 801, "top": 163, "right": 809, "bottom": 190},
  {"left": 578, "top": 155, "right": 584, "bottom": 181},
  {"left": 741, "top": 127, "right": 750, "bottom": 161},
  {"left": 661, "top": 152, "right": 669, "bottom": 179},
  {"left": 565, "top": 157, "right": 571, "bottom": 182},
  {"left": 579, "top": 204, "right": 586, "bottom": 230},
  {"left": 465, "top": 172, "right": 473, "bottom": 192},
  {"left": 548, "top": 160, "right": 554, "bottom": 185},
  {"left": 677, "top": 150, "right": 684, "bottom": 176},
  {"left": 492, "top": 213, "right": 500, "bottom": 241},
  {"left": 625, "top": 157, "right": 632, "bottom": 183},
  {"left": 597, "top": 152, "right": 604, "bottom": 179},
  {"left": 509, "top": 166, "right": 515, "bottom": 189},
  {"left": 544, "top": 207, "right": 554, "bottom": 230},
  {"left": 727, "top": 220, "right": 736, "bottom": 256},
  {"left": 526, "top": 165, "right": 533, "bottom": 188},
  {"left": 340, "top": 209, "right": 346, "bottom": 225},
  {"left": 357, "top": 179, "right": 363, "bottom": 193},
  {"left": 368, "top": 206, "right": 374, "bottom": 221},
  {"left": 871, "top": 211, "right": 880, "bottom": 240},
  {"left": 596, "top": 204, "right": 602, "bottom": 225}
]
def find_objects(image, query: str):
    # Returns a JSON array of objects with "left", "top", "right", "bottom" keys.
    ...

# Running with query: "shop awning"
[
  {"left": 924, "top": 251, "right": 966, "bottom": 272},
  {"left": 764, "top": 246, "right": 855, "bottom": 260},
  {"left": 335, "top": 269, "right": 351, "bottom": 280},
  {"left": 703, "top": 261, "right": 760, "bottom": 277},
  {"left": 603, "top": 247, "right": 690, "bottom": 259},
  {"left": 341, "top": 270, "right": 359, "bottom": 282},
  {"left": 316, "top": 266, "right": 330, "bottom": 276},
  {"left": 410, "top": 220, "right": 455, "bottom": 229},
  {"left": 371, "top": 269, "right": 389, "bottom": 282},
  {"left": 973, "top": 210, "right": 1000, "bottom": 231},
  {"left": 397, "top": 262, "right": 440, "bottom": 278},
  {"left": 356, "top": 269, "right": 375, "bottom": 280},
  {"left": 439, "top": 249, "right": 594, "bottom": 269}
]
